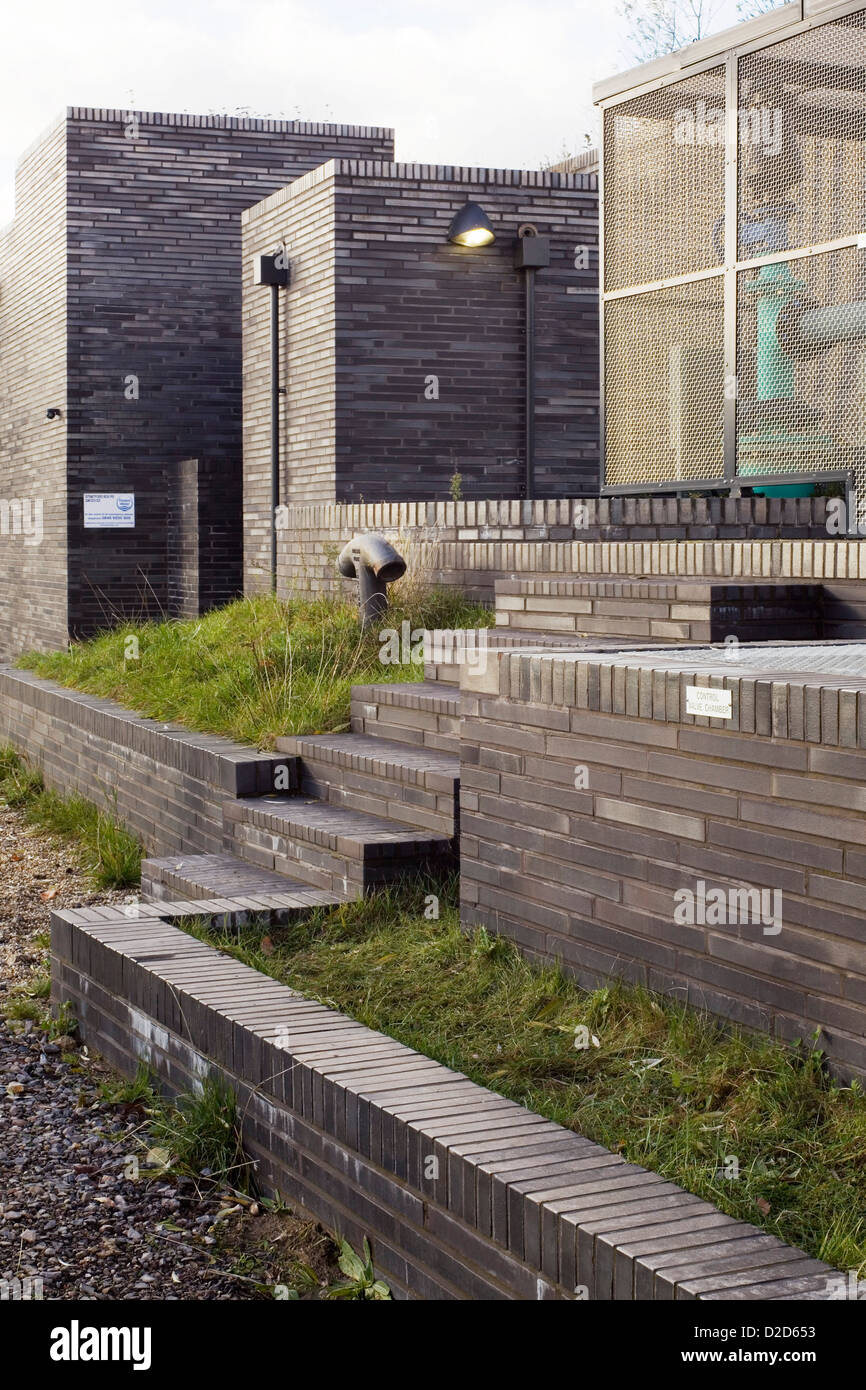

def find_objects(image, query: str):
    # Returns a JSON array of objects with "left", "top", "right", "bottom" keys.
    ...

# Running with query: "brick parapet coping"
[
  {"left": 243, "top": 162, "right": 596, "bottom": 222},
  {"left": 281, "top": 495, "right": 830, "bottom": 536},
  {"left": 51, "top": 907, "right": 836, "bottom": 1300},
  {"left": 464, "top": 647, "right": 866, "bottom": 750}
]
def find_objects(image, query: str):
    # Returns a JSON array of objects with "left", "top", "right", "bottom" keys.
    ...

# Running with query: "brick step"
[
  {"left": 224, "top": 795, "right": 454, "bottom": 899},
  {"left": 423, "top": 630, "right": 644, "bottom": 685},
  {"left": 494, "top": 578, "right": 823, "bottom": 645},
  {"left": 279, "top": 733, "right": 459, "bottom": 838},
  {"left": 141, "top": 852, "right": 341, "bottom": 922},
  {"left": 350, "top": 680, "right": 461, "bottom": 754}
]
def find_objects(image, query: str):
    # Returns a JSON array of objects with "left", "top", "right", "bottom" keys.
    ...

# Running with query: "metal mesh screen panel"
[
  {"left": 605, "top": 278, "right": 725, "bottom": 486},
  {"left": 737, "top": 13, "right": 866, "bottom": 259},
  {"left": 736, "top": 245, "right": 866, "bottom": 496},
  {"left": 603, "top": 67, "right": 726, "bottom": 292}
]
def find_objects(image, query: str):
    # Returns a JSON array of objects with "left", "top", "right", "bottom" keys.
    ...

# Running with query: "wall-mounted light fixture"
[
  {"left": 46, "top": 408, "right": 62, "bottom": 420},
  {"left": 445, "top": 206, "right": 550, "bottom": 500},
  {"left": 447, "top": 201, "right": 495, "bottom": 248},
  {"left": 253, "top": 250, "right": 290, "bottom": 593}
]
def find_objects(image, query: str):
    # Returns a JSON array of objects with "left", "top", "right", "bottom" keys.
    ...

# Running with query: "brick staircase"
[
  {"left": 141, "top": 681, "right": 460, "bottom": 915},
  {"left": 493, "top": 578, "right": 822, "bottom": 646},
  {"left": 142, "top": 581, "right": 821, "bottom": 911}
]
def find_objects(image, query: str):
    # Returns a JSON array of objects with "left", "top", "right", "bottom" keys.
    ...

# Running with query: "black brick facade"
[
  {"left": 0, "top": 109, "right": 394, "bottom": 655},
  {"left": 242, "top": 163, "right": 599, "bottom": 591}
]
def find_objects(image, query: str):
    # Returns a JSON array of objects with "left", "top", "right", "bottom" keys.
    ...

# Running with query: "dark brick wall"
[
  {"left": 166, "top": 458, "right": 200, "bottom": 618},
  {"left": 1, "top": 109, "right": 394, "bottom": 653},
  {"left": 0, "top": 116, "right": 68, "bottom": 655},
  {"left": 0, "top": 666, "right": 286, "bottom": 856},
  {"left": 272, "top": 495, "right": 839, "bottom": 604},
  {"left": 65, "top": 111, "right": 393, "bottom": 636},
  {"left": 242, "top": 163, "right": 599, "bottom": 587},
  {"left": 242, "top": 169, "right": 338, "bottom": 593},
  {"left": 460, "top": 650, "right": 866, "bottom": 1081},
  {"left": 331, "top": 165, "right": 599, "bottom": 503}
]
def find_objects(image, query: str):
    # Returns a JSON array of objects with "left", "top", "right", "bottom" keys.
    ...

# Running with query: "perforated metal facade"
[{"left": 599, "top": 2, "right": 866, "bottom": 505}]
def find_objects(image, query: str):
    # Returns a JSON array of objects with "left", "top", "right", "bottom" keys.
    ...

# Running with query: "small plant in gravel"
[
  {"left": 99, "top": 1061, "right": 156, "bottom": 1107},
  {"left": 23, "top": 971, "right": 51, "bottom": 999},
  {"left": 3, "top": 996, "right": 43, "bottom": 1022},
  {"left": 147, "top": 1076, "right": 253, "bottom": 1194},
  {"left": 323, "top": 1238, "right": 391, "bottom": 1300},
  {"left": 2, "top": 995, "right": 77, "bottom": 1040}
]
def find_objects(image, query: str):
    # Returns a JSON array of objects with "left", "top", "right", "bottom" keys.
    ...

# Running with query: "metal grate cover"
[
  {"left": 585, "top": 642, "right": 866, "bottom": 683},
  {"left": 737, "top": 13, "right": 866, "bottom": 260},
  {"left": 603, "top": 66, "right": 726, "bottom": 293},
  {"left": 605, "top": 279, "right": 725, "bottom": 486},
  {"left": 736, "top": 245, "right": 866, "bottom": 491},
  {"left": 602, "top": 3, "right": 866, "bottom": 498}
]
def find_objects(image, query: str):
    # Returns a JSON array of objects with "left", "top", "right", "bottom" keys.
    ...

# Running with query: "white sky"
[{"left": 0, "top": 0, "right": 755, "bottom": 224}]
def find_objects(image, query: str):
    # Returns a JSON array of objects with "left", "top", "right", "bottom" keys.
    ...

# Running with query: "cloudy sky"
[{"left": 1, "top": 0, "right": 756, "bottom": 224}]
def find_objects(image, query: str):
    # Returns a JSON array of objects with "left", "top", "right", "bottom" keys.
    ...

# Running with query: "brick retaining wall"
[
  {"left": 51, "top": 907, "right": 837, "bottom": 1300},
  {"left": 0, "top": 667, "right": 287, "bottom": 856},
  {"left": 460, "top": 649, "right": 866, "bottom": 1080},
  {"left": 276, "top": 496, "right": 838, "bottom": 603}
]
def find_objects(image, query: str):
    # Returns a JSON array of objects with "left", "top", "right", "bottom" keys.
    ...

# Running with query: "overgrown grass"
[
  {"left": 147, "top": 1075, "right": 254, "bottom": 1193},
  {"left": 0, "top": 746, "right": 141, "bottom": 888},
  {"left": 20, "top": 591, "right": 492, "bottom": 749},
  {"left": 179, "top": 879, "right": 866, "bottom": 1275}
]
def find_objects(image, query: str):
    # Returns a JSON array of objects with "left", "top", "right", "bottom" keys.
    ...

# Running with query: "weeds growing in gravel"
[
  {"left": 4, "top": 995, "right": 43, "bottom": 1022},
  {"left": 0, "top": 747, "right": 141, "bottom": 887},
  {"left": 99, "top": 1061, "right": 156, "bottom": 1107},
  {"left": 323, "top": 1238, "right": 391, "bottom": 1300},
  {"left": 179, "top": 877, "right": 866, "bottom": 1275},
  {"left": 147, "top": 1076, "right": 253, "bottom": 1194}
]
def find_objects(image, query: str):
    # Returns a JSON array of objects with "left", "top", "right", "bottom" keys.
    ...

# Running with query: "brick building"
[
  {"left": 241, "top": 160, "right": 599, "bottom": 593},
  {"left": 0, "top": 108, "right": 394, "bottom": 655}
]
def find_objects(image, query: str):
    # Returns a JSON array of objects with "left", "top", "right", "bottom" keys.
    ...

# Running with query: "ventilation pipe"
[{"left": 337, "top": 533, "right": 407, "bottom": 628}]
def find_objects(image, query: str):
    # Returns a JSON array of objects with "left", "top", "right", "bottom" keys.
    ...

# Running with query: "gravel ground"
[{"left": 0, "top": 802, "right": 341, "bottom": 1301}]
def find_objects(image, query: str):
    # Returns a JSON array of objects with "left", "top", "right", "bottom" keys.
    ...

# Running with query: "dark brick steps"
[
  {"left": 280, "top": 732, "right": 460, "bottom": 838},
  {"left": 225, "top": 795, "right": 454, "bottom": 898},
  {"left": 494, "top": 578, "right": 823, "bottom": 646},
  {"left": 141, "top": 852, "right": 341, "bottom": 920},
  {"left": 350, "top": 680, "right": 461, "bottom": 754},
  {"left": 423, "top": 629, "right": 642, "bottom": 685},
  {"left": 134, "top": 683, "right": 462, "bottom": 909}
]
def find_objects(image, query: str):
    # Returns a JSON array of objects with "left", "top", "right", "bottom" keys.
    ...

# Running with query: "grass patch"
[
  {"left": 179, "top": 879, "right": 866, "bottom": 1275},
  {"left": 0, "top": 746, "right": 141, "bottom": 888},
  {"left": 99, "top": 1061, "right": 157, "bottom": 1108},
  {"left": 3, "top": 996, "right": 78, "bottom": 1039},
  {"left": 146, "top": 1076, "right": 254, "bottom": 1193},
  {"left": 20, "top": 590, "right": 492, "bottom": 749}
]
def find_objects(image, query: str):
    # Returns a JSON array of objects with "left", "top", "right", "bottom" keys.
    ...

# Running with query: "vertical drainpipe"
[
  {"left": 270, "top": 281, "right": 280, "bottom": 590},
  {"left": 514, "top": 226, "right": 550, "bottom": 501},
  {"left": 254, "top": 250, "right": 290, "bottom": 593}
]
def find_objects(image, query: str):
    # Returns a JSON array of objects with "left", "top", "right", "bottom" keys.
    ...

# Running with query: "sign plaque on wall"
[
  {"left": 685, "top": 685, "right": 732, "bottom": 719},
  {"left": 83, "top": 494, "right": 135, "bottom": 529}
]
